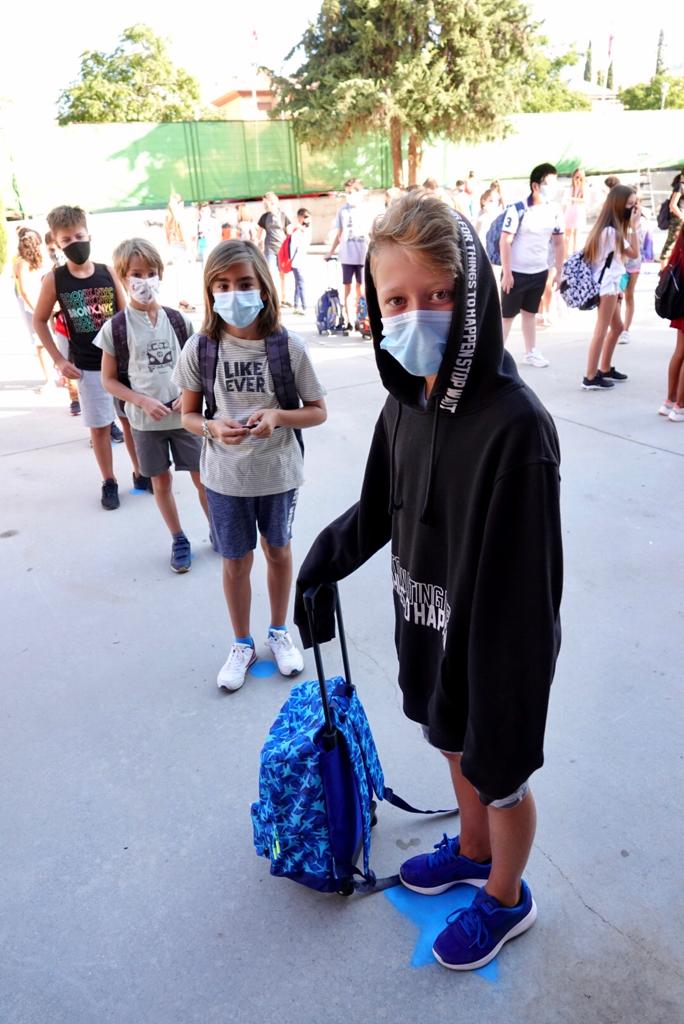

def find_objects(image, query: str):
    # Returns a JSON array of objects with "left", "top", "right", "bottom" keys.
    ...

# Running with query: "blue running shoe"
[
  {"left": 399, "top": 834, "right": 491, "bottom": 895},
  {"left": 170, "top": 532, "right": 191, "bottom": 573},
  {"left": 433, "top": 880, "right": 537, "bottom": 971}
]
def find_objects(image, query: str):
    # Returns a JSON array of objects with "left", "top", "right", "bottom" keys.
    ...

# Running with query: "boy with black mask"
[
  {"left": 33, "top": 205, "right": 140, "bottom": 509},
  {"left": 296, "top": 191, "right": 563, "bottom": 971}
]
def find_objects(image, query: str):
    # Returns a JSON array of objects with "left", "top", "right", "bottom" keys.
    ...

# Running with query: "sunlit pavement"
[{"left": 1, "top": 261, "right": 682, "bottom": 1024}]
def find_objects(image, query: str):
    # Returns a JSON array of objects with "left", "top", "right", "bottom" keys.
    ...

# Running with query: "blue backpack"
[
  {"left": 485, "top": 201, "right": 526, "bottom": 265},
  {"left": 250, "top": 584, "right": 456, "bottom": 895}
]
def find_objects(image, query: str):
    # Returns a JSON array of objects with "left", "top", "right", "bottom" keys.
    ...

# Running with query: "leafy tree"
[
  {"left": 520, "top": 45, "right": 591, "bottom": 112},
  {"left": 655, "top": 29, "right": 665, "bottom": 77},
  {"left": 584, "top": 41, "right": 592, "bottom": 83},
  {"left": 267, "top": 0, "right": 539, "bottom": 186},
  {"left": 596, "top": 70, "right": 604, "bottom": 87},
  {"left": 57, "top": 24, "right": 200, "bottom": 125},
  {"left": 619, "top": 74, "right": 684, "bottom": 110},
  {"left": 606, "top": 62, "right": 614, "bottom": 90}
]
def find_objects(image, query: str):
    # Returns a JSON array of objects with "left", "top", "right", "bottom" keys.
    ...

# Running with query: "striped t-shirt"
[{"left": 172, "top": 330, "right": 325, "bottom": 497}]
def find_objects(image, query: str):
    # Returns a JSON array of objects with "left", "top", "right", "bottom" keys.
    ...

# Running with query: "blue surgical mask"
[
  {"left": 379, "top": 309, "right": 452, "bottom": 376},
  {"left": 213, "top": 289, "right": 264, "bottom": 328}
]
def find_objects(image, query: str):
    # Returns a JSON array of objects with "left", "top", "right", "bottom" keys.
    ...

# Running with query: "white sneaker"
[
  {"left": 668, "top": 405, "right": 684, "bottom": 422},
  {"left": 217, "top": 642, "right": 257, "bottom": 691},
  {"left": 523, "top": 349, "right": 549, "bottom": 368},
  {"left": 658, "top": 402, "right": 674, "bottom": 417},
  {"left": 618, "top": 331, "right": 631, "bottom": 344},
  {"left": 266, "top": 629, "right": 304, "bottom": 677}
]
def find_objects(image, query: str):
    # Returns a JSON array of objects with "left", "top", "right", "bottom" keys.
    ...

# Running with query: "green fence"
[{"left": 1, "top": 111, "right": 683, "bottom": 217}]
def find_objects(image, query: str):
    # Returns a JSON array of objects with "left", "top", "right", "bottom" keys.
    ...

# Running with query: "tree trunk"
[
  {"left": 407, "top": 133, "right": 423, "bottom": 186},
  {"left": 390, "top": 117, "right": 403, "bottom": 187}
]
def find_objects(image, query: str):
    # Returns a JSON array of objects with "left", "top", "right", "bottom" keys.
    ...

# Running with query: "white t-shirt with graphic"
[
  {"left": 502, "top": 201, "right": 563, "bottom": 274},
  {"left": 172, "top": 330, "right": 326, "bottom": 498},
  {"left": 94, "top": 307, "right": 194, "bottom": 431},
  {"left": 335, "top": 202, "right": 371, "bottom": 265}
]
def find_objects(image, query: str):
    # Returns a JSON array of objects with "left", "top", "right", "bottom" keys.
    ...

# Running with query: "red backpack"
[{"left": 277, "top": 235, "right": 293, "bottom": 274}]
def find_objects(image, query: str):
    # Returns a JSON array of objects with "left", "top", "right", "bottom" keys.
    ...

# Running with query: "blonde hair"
[
  {"left": 584, "top": 185, "right": 635, "bottom": 266},
  {"left": 201, "top": 240, "right": 280, "bottom": 340},
  {"left": 113, "top": 237, "right": 164, "bottom": 281},
  {"left": 46, "top": 205, "right": 88, "bottom": 234},
  {"left": 369, "top": 190, "right": 463, "bottom": 280}
]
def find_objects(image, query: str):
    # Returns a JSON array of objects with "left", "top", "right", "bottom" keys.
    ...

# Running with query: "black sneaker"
[
  {"left": 101, "top": 478, "right": 120, "bottom": 510},
  {"left": 132, "top": 472, "right": 153, "bottom": 492},
  {"left": 170, "top": 532, "right": 192, "bottom": 573},
  {"left": 70, "top": 400, "right": 81, "bottom": 416},
  {"left": 110, "top": 422, "right": 124, "bottom": 443},
  {"left": 582, "top": 374, "right": 615, "bottom": 390},
  {"left": 598, "top": 366, "right": 628, "bottom": 383}
]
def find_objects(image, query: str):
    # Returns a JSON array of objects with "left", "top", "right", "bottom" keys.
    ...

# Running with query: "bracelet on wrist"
[{"left": 202, "top": 418, "right": 212, "bottom": 440}]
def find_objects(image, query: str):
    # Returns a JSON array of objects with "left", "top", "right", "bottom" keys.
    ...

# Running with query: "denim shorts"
[
  {"left": 420, "top": 724, "right": 529, "bottom": 808},
  {"left": 206, "top": 488, "right": 298, "bottom": 559}
]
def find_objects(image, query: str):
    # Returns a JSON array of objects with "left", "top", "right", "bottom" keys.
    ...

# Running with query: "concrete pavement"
[{"left": 1, "top": 262, "right": 683, "bottom": 1024}]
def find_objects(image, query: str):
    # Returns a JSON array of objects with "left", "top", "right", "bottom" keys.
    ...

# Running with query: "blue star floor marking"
[
  {"left": 249, "top": 659, "right": 278, "bottom": 678},
  {"left": 384, "top": 884, "right": 499, "bottom": 980},
  {"left": 128, "top": 488, "right": 150, "bottom": 495}
]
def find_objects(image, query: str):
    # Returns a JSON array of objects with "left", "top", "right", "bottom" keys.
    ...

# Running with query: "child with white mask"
[
  {"left": 96, "top": 238, "right": 208, "bottom": 573},
  {"left": 173, "top": 240, "right": 327, "bottom": 692}
]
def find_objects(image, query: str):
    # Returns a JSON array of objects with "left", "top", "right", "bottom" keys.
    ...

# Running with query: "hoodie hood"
[{"left": 365, "top": 211, "right": 520, "bottom": 415}]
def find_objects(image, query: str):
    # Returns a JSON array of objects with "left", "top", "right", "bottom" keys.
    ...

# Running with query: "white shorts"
[{"left": 77, "top": 369, "right": 114, "bottom": 428}]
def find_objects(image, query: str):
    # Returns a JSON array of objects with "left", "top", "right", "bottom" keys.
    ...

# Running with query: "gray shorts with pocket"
[{"left": 130, "top": 426, "right": 202, "bottom": 478}]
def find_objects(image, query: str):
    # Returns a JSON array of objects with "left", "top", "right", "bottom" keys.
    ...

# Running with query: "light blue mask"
[
  {"left": 213, "top": 289, "right": 264, "bottom": 328},
  {"left": 380, "top": 309, "right": 452, "bottom": 376}
]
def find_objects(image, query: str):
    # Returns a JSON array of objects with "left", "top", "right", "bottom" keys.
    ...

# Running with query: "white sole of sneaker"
[
  {"left": 216, "top": 650, "right": 257, "bottom": 691},
  {"left": 432, "top": 898, "right": 538, "bottom": 971},
  {"left": 399, "top": 875, "right": 488, "bottom": 895},
  {"left": 170, "top": 564, "right": 191, "bottom": 574}
]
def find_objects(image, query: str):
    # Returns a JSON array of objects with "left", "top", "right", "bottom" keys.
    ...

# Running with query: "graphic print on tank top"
[{"left": 58, "top": 287, "right": 115, "bottom": 335}]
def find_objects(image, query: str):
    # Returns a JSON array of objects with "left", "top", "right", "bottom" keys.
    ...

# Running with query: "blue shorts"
[{"left": 206, "top": 488, "right": 298, "bottom": 559}]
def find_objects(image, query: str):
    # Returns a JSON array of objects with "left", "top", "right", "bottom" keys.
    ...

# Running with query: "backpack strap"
[
  {"left": 265, "top": 327, "right": 304, "bottom": 456},
  {"left": 162, "top": 306, "right": 190, "bottom": 348},
  {"left": 110, "top": 310, "right": 131, "bottom": 387},
  {"left": 197, "top": 334, "right": 219, "bottom": 420}
]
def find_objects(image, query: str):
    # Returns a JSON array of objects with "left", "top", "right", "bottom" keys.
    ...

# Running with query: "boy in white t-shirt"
[
  {"left": 327, "top": 178, "right": 371, "bottom": 330},
  {"left": 500, "top": 163, "right": 564, "bottom": 368},
  {"left": 96, "top": 238, "right": 209, "bottom": 573}
]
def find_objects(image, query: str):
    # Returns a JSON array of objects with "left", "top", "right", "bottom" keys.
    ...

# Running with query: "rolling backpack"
[
  {"left": 251, "top": 583, "right": 457, "bottom": 895},
  {"left": 316, "top": 257, "right": 348, "bottom": 336},
  {"left": 110, "top": 307, "right": 190, "bottom": 388},
  {"left": 559, "top": 251, "right": 614, "bottom": 311},
  {"left": 485, "top": 201, "right": 526, "bottom": 266},
  {"left": 197, "top": 328, "right": 304, "bottom": 455}
]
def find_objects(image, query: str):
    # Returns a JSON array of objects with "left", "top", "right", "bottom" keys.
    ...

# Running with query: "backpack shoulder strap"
[
  {"left": 265, "top": 327, "right": 304, "bottom": 456},
  {"left": 162, "top": 306, "right": 190, "bottom": 348},
  {"left": 197, "top": 334, "right": 219, "bottom": 420},
  {"left": 110, "top": 309, "right": 130, "bottom": 384}
]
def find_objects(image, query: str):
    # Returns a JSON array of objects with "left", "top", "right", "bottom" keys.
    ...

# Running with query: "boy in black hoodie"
[{"left": 295, "top": 192, "right": 563, "bottom": 971}]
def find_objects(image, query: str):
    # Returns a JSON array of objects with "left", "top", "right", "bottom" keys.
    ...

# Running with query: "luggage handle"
[{"left": 303, "top": 583, "right": 351, "bottom": 746}]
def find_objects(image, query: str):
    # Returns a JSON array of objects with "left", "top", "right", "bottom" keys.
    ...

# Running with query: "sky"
[{"left": 1, "top": 0, "right": 682, "bottom": 125}]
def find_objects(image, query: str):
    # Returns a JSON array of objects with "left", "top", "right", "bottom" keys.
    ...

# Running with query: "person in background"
[
  {"left": 657, "top": 222, "right": 684, "bottom": 421},
  {"left": 619, "top": 191, "right": 647, "bottom": 345},
  {"left": 563, "top": 168, "right": 587, "bottom": 256},
  {"left": 659, "top": 169, "right": 684, "bottom": 268},
  {"left": 164, "top": 192, "right": 196, "bottom": 312},
  {"left": 290, "top": 208, "right": 312, "bottom": 316},
  {"left": 423, "top": 178, "right": 455, "bottom": 208},
  {"left": 13, "top": 228, "right": 51, "bottom": 387},
  {"left": 489, "top": 180, "right": 505, "bottom": 211},
  {"left": 327, "top": 178, "right": 371, "bottom": 330},
  {"left": 452, "top": 180, "right": 472, "bottom": 218},
  {"left": 237, "top": 204, "right": 258, "bottom": 244},
  {"left": 582, "top": 185, "right": 639, "bottom": 390},
  {"left": 258, "top": 192, "right": 292, "bottom": 305},
  {"left": 45, "top": 230, "right": 80, "bottom": 414},
  {"left": 385, "top": 187, "right": 404, "bottom": 208}
]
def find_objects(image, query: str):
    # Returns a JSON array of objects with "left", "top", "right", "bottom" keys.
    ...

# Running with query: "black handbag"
[{"left": 655, "top": 262, "right": 684, "bottom": 320}]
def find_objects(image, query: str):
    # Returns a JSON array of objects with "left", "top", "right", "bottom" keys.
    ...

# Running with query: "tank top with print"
[{"left": 54, "top": 263, "right": 119, "bottom": 371}]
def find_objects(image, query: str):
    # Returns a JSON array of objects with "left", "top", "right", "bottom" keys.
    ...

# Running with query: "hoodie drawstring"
[
  {"left": 420, "top": 404, "right": 440, "bottom": 525},
  {"left": 388, "top": 402, "right": 403, "bottom": 514}
]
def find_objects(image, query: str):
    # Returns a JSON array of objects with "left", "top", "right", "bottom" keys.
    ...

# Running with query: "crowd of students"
[{"left": 8, "top": 172, "right": 681, "bottom": 973}]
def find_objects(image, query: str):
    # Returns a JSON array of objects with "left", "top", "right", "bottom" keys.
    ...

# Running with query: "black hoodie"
[{"left": 295, "top": 214, "right": 562, "bottom": 800}]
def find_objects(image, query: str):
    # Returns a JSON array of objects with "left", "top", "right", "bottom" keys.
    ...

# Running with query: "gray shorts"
[
  {"left": 420, "top": 724, "right": 529, "bottom": 809},
  {"left": 77, "top": 369, "right": 115, "bottom": 428},
  {"left": 130, "top": 426, "right": 202, "bottom": 478},
  {"left": 206, "top": 488, "right": 298, "bottom": 559}
]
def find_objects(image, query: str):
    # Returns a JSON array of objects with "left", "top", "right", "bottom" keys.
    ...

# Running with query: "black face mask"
[
  {"left": 302, "top": 219, "right": 311, "bottom": 227},
  {"left": 623, "top": 207, "right": 634, "bottom": 221},
  {"left": 62, "top": 240, "right": 91, "bottom": 265}
]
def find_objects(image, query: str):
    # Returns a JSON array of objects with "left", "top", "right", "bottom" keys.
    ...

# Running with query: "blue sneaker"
[
  {"left": 170, "top": 532, "right": 191, "bottom": 573},
  {"left": 433, "top": 880, "right": 537, "bottom": 971},
  {"left": 399, "top": 834, "right": 491, "bottom": 895}
]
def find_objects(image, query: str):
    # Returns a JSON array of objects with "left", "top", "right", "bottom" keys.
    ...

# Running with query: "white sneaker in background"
[
  {"left": 522, "top": 348, "right": 549, "bottom": 368},
  {"left": 217, "top": 642, "right": 257, "bottom": 691},
  {"left": 266, "top": 629, "right": 304, "bottom": 677},
  {"left": 618, "top": 331, "right": 631, "bottom": 344},
  {"left": 668, "top": 405, "right": 684, "bottom": 422},
  {"left": 658, "top": 402, "right": 674, "bottom": 416}
]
